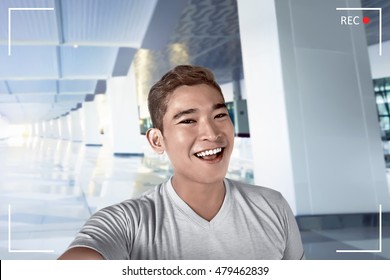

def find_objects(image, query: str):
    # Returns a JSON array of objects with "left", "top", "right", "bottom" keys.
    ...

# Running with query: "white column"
[
  {"left": 237, "top": 0, "right": 389, "bottom": 215},
  {"left": 49, "top": 120, "right": 54, "bottom": 138},
  {"left": 106, "top": 64, "right": 143, "bottom": 155},
  {"left": 35, "top": 123, "right": 39, "bottom": 137},
  {"left": 33, "top": 122, "right": 41, "bottom": 137},
  {"left": 52, "top": 120, "right": 58, "bottom": 138},
  {"left": 70, "top": 110, "right": 83, "bottom": 142},
  {"left": 51, "top": 118, "right": 62, "bottom": 139},
  {"left": 60, "top": 115, "right": 70, "bottom": 140},
  {"left": 42, "top": 120, "right": 52, "bottom": 138},
  {"left": 29, "top": 124, "right": 34, "bottom": 137},
  {"left": 38, "top": 122, "right": 44, "bottom": 137},
  {"left": 82, "top": 100, "right": 103, "bottom": 146}
]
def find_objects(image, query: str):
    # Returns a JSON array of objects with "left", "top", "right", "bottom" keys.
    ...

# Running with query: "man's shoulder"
[
  {"left": 226, "top": 178, "right": 285, "bottom": 204},
  {"left": 98, "top": 181, "right": 167, "bottom": 216}
]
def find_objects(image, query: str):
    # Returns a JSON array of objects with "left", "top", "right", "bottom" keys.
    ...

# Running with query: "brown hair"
[{"left": 148, "top": 65, "right": 224, "bottom": 133}]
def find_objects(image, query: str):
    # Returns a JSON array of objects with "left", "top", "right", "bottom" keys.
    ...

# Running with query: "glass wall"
[{"left": 374, "top": 77, "right": 390, "bottom": 167}]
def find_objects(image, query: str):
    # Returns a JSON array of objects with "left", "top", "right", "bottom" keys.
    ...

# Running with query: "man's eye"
[
  {"left": 179, "top": 119, "right": 195, "bottom": 124},
  {"left": 215, "top": 113, "right": 228, "bottom": 118}
]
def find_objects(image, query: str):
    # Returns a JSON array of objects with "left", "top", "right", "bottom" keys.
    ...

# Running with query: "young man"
[{"left": 59, "top": 65, "right": 304, "bottom": 260}]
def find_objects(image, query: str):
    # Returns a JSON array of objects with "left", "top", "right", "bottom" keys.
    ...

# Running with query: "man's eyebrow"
[
  {"left": 213, "top": 103, "right": 227, "bottom": 110},
  {"left": 172, "top": 108, "right": 198, "bottom": 120}
]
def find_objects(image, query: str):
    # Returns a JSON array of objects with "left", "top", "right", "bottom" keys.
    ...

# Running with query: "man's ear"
[{"left": 146, "top": 128, "right": 165, "bottom": 154}]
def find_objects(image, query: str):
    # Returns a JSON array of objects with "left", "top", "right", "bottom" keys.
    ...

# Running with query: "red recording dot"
[{"left": 363, "top": 16, "right": 370, "bottom": 24}]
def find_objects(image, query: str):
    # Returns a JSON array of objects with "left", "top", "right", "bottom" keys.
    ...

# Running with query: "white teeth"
[{"left": 196, "top": 147, "right": 222, "bottom": 158}]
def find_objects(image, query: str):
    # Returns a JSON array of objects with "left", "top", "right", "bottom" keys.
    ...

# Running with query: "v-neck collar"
[{"left": 165, "top": 177, "right": 232, "bottom": 230}]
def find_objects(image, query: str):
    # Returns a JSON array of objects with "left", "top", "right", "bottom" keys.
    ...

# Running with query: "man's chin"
[
  {"left": 172, "top": 165, "right": 229, "bottom": 185},
  {"left": 190, "top": 172, "right": 227, "bottom": 185}
]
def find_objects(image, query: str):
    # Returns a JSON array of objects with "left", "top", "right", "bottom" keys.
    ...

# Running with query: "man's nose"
[{"left": 199, "top": 119, "right": 220, "bottom": 141}]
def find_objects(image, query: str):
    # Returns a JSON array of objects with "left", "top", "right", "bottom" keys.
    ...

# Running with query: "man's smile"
[{"left": 194, "top": 147, "right": 225, "bottom": 162}]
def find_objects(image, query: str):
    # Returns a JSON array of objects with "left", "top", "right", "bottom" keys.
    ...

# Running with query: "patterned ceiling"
[{"left": 133, "top": 0, "right": 243, "bottom": 114}]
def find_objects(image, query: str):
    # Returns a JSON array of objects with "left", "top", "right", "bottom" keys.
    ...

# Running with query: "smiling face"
[{"left": 147, "top": 84, "right": 234, "bottom": 185}]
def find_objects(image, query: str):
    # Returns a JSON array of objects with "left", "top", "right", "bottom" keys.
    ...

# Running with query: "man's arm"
[{"left": 58, "top": 247, "right": 104, "bottom": 260}]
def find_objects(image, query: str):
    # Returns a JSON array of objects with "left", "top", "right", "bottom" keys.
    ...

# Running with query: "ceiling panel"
[
  {"left": 17, "top": 94, "right": 55, "bottom": 103},
  {"left": 0, "top": 46, "right": 58, "bottom": 79},
  {"left": 59, "top": 80, "right": 97, "bottom": 94},
  {"left": 56, "top": 94, "right": 87, "bottom": 103},
  {"left": 61, "top": 0, "right": 157, "bottom": 46},
  {"left": 0, "top": 0, "right": 57, "bottom": 43},
  {"left": 7, "top": 3, "right": 57, "bottom": 44},
  {"left": 60, "top": 46, "right": 118, "bottom": 78},
  {"left": 7, "top": 80, "right": 57, "bottom": 94}
]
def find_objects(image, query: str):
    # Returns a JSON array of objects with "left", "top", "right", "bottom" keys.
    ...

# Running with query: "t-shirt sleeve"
[
  {"left": 67, "top": 203, "right": 135, "bottom": 260},
  {"left": 280, "top": 196, "right": 305, "bottom": 260}
]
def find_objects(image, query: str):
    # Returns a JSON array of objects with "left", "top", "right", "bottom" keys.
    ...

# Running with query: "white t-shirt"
[{"left": 68, "top": 177, "right": 304, "bottom": 259}]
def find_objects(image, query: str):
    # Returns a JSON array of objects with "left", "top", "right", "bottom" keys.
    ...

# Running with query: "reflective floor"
[{"left": 0, "top": 136, "right": 389, "bottom": 260}]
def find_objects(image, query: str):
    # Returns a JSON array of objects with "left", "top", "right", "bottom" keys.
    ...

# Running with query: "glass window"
[{"left": 374, "top": 77, "right": 390, "bottom": 162}]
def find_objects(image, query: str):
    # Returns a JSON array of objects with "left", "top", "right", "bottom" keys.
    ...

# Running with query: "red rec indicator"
[{"left": 363, "top": 16, "right": 370, "bottom": 24}]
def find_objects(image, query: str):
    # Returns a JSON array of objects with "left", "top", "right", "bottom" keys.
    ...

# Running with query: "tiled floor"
[
  {"left": 301, "top": 227, "right": 390, "bottom": 260},
  {"left": 0, "top": 136, "right": 389, "bottom": 260}
]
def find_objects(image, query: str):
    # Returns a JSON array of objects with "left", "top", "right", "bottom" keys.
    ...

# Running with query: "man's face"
[{"left": 161, "top": 84, "right": 234, "bottom": 184}]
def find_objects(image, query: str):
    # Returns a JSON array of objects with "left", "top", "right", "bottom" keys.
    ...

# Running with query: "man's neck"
[{"left": 171, "top": 175, "right": 226, "bottom": 221}]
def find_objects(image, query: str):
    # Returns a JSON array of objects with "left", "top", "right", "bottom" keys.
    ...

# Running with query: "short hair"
[{"left": 148, "top": 65, "right": 224, "bottom": 133}]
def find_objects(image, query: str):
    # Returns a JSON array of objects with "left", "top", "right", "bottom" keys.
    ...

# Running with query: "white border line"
[
  {"left": 336, "top": 204, "right": 382, "bottom": 253},
  {"left": 336, "top": 8, "right": 382, "bottom": 56},
  {"left": 8, "top": 7, "right": 54, "bottom": 56},
  {"left": 8, "top": 204, "right": 54, "bottom": 253}
]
